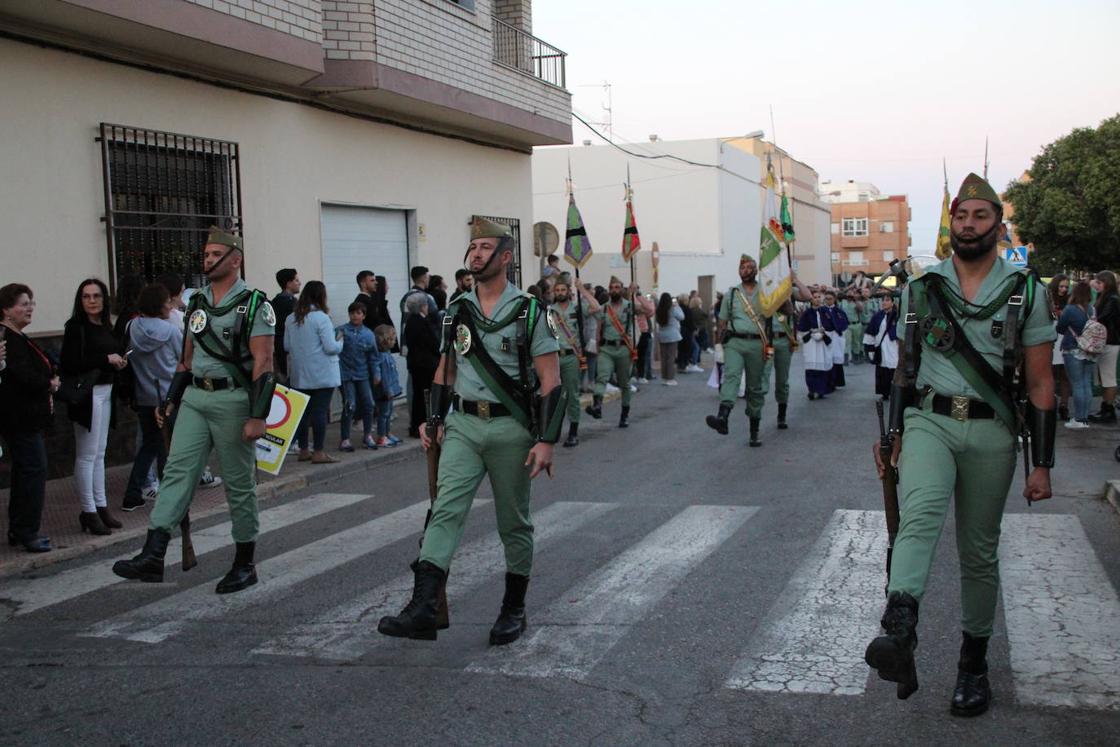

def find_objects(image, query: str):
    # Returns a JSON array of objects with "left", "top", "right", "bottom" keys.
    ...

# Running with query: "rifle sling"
[{"left": 458, "top": 307, "right": 533, "bottom": 432}]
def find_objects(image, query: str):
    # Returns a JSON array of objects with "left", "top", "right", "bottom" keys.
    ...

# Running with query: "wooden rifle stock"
[
  {"left": 157, "top": 385, "right": 196, "bottom": 572},
  {"left": 875, "top": 399, "right": 900, "bottom": 591},
  {"left": 423, "top": 389, "right": 449, "bottom": 626}
]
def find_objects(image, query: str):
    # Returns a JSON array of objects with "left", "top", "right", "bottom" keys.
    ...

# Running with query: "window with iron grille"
[
  {"left": 472, "top": 215, "right": 522, "bottom": 289},
  {"left": 97, "top": 123, "right": 243, "bottom": 291}
]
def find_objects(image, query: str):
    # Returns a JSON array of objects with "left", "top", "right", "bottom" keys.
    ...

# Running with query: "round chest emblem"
[
  {"left": 188, "top": 309, "right": 209, "bottom": 335},
  {"left": 546, "top": 310, "right": 560, "bottom": 339},
  {"left": 260, "top": 301, "right": 276, "bottom": 327},
  {"left": 920, "top": 316, "right": 955, "bottom": 352},
  {"left": 454, "top": 324, "right": 473, "bottom": 355}
]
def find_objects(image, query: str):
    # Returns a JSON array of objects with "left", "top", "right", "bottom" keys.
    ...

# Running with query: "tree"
[{"left": 1004, "top": 114, "right": 1120, "bottom": 274}]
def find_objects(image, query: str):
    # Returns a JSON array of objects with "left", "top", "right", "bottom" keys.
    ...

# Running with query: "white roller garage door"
[{"left": 320, "top": 204, "right": 410, "bottom": 331}]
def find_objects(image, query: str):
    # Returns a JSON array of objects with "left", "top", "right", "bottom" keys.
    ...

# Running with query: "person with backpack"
[
  {"left": 1056, "top": 280, "right": 1100, "bottom": 429},
  {"left": 1088, "top": 270, "right": 1119, "bottom": 424}
]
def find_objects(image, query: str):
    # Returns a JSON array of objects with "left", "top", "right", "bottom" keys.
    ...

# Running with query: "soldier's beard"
[
  {"left": 950, "top": 223, "right": 1000, "bottom": 261},
  {"left": 741, "top": 271, "right": 757, "bottom": 283},
  {"left": 554, "top": 292, "right": 569, "bottom": 303},
  {"left": 610, "top": 292, "right": 622, "bottom": 302}
]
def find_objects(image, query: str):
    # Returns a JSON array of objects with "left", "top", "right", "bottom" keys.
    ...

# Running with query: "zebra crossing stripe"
[
  {"left": 252, "top": 501, "right": 616, "bottom": 661},
  {"left": 81, "top": 499, "right": 473, "bottom": 644},
  {"left": 465, "top": 504, "right": 757, "bottom": 681},
  {"left": 724, "top": 509, "right": 887, "bottom": 695},
  {"left": 1000, "top": 513, "right": 1120, "bottom": 711},
  {"left": 1, "top": 493, "right": 372, "bottom": 621}
]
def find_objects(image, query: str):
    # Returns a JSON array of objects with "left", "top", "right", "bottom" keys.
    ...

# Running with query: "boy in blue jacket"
[
  {"left": 336, "top": 302, "right": 379, "bottom": 450},
  {"left": 372, "top": 324, "right": 403, "bottom": 447}
]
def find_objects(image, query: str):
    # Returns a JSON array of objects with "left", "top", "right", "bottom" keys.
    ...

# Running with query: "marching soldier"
[
  {"left": 866, "top": 173, "right": 1055, "bottom": 716},
  {"left": 761, "top": 298, "right": 800, "bottom": 429},
  {"left": 378, "top": 218, "right": 566, "bottom": 645},
  {"left": 706, "top": 255, "right": 809, "bottom": 445},
  {"left": 112, "top": 227, "right": 277, "bottom": 594},
  {"left": 549, "top": 272, "right": 600, "bottom": 447},
  {"left": 840, "top": 290, "right": 864, "bottom": 363},
  {"left": 585, "top": 276, "right": 638, "bottom": 427}
]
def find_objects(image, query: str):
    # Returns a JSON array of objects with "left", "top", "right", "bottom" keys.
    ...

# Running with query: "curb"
[
  {"left": 1105, "top": 480, "right": 1120, "bottom": 517},
  {"left": 0, "top": 442, "right": 424, "bottom": 579}
]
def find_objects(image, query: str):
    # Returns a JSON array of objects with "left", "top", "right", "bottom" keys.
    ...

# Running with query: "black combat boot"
[
  {"left": 489, "top": 573, "right": 529, "bottom": 646},
  {"left": 865, "top": 591, "right": 920, "bottom": 699},
  {"left": 585, "top": 395, "right": 603, "bottom": 420},
  {"left": 112, "top": 529, "right": 171, "bottom": 583},
  {"left": 749, "top": 417, "right": 762, "bottom": 447},
  {"left": 1087, "top": 401, "right": 1117, "bottom": 424},
  {"left": 410, "top": 558, "right": 450, "bottom": 630},
  {"left": 563, "top": 422, "right": 579, "bottom": 448},
  {"left": 378, "top": 560, "right": 446, "bottom": 640},
  {"left": 618, "top": 406, "right": 630, "bottom": 428},
  {"left": 777, "top": 403, "right": 788, "bottom": 430},
  {"left": 216, "top": 541, "right": 258, "bottom": 594},
  {"left": 950, "top": 632, "right": 991, "bottom": 717},
  {"left": 705, "top": 403, "right": 732, "bottom": 435}
]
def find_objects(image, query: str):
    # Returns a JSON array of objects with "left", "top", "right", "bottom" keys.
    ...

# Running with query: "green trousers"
[
  {"left": 420, "top": 411, "right": 536, "bottom": 576},
  {"left": 594, "top": 344, "right": 633, "bottom": 406},
  {"left": 720, "top": 336, "right": 765, "bottom": 417},
  {"left": 559, "top": 352, "right": 582, "bottom": 424},
  {"left": 888, "top": 398, "right": 1017, "bottom": 637},
  {"left": 760, "top": 336, "right": 793, "bottom": 404},
  {"left": 149, "top": 386, "right": 259, "bottom": 543},
  {"left": 847, "top": 323, "right": 865, "bottom": 356}
]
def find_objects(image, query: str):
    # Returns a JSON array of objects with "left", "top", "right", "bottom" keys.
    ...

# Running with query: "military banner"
[
  {"left": 621, "top": 187, "right": 641, "bottom": 262},
  {"left": 564, "top": 193, "right": 593, "bottom": 269},
  {"left": 935, "top": 182, "right": 953, "bottom": 260},
  {"left": 757, "top": 161, "right": 793, "bottom": 316}
]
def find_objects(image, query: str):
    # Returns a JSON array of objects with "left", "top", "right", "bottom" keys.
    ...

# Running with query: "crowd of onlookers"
[{"left": 1049, "top": 271, "right": 1119, "bottom": 428}]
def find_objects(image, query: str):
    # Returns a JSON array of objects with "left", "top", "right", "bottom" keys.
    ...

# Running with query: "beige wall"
[
  {"left": 0, "top": 39, "right": 534, "bottom": 333},
  {"left": 829, "top": 197, "right": 912, "bottom": 276}
]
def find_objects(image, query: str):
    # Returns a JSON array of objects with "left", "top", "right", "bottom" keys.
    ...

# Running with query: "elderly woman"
[
  {"left": 403, "top": 292, "right": 441, "bottom": 435},
  {"left": 284, "top": 281, "right": 343, "bottom": 463},
  {"left": 62, "top": 278, "right": 127, "bottom": 535},
  {"left": 0, "top": 283, "right": 59, "bottom": 552}
]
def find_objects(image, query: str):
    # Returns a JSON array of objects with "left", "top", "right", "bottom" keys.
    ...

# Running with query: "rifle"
[
  {"left": 422, "top": 389, "right": 449, "bottom": 627},
  {"left": 875, "top": 399, "right": 900, "bottom": 593},
  {"left": 157, "top": 381, "right": 196, "bottom": 571}
]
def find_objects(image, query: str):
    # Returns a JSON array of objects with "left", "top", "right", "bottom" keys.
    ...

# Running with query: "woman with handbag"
[
  {"left": 60, "top": 278, "right": 128, "bottom": 534},
  {"left": 1056, "top": 280, "right": 1097, "bottom": 429},
  {"left": 0, "top": 283, "right": 59, "bottom": 552}
]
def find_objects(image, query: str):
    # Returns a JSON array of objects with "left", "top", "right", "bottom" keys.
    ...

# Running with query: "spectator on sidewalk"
[
  {"left": 541, "top": 253, "right": 561, "bottom": 279},
  {"left": 449, "top": 269, "right": 473, "bottom": 304},
  {"left": 427, "top": 274, "right": 448, "bottom": 313},
  {"left": 1048, "top": 274, "right": 1072, "bottom": 420},
  {"left": 0, "top": 283, "right": 58, "bottom": 553},
  {"left": 122, "top": 283, "right": 182, "bottom": 512},
  {"left": 403, "top": 293, "right": 440, "bottom": 437},
  {"left": 688, "top": 295, "right": 706, "bottom": 370},
  {"left": 271, "top": 268, "right": 300, "bottom": 382},
  {"left": 634, "top": 288, "right": 655, "bottom": 383},
  {"left": 1057, "top": 280, "right": 1096, "bottom": 429},
  {"left": 370, "top": 275, "right": 396, "bottom": 335},
  {"left": 158, "top": 272, "right": 187, "bottom": 330},
  {"left": 285, "top": 281, "right": 343, "bottom": 463},
  {"left": 353, "top": 270, "right": 379, "bottom": 334},
  {"left": 62, "top": 278, "right": 127, "bottom": 536},
  {"left": 677, "top": 293, "right": 697, "bottom": 373},
  {"left": 336, "top": 301, "right": 378, "bottom": 452},
  {"left": 1088, "top": 270, "right": 1119, "bottom": 424},
  {"left": 372, "top": 324, "right": 403, "bottom": 447},
  {"left": 655, "top": 292, "right": 683, "bottom": 386}
]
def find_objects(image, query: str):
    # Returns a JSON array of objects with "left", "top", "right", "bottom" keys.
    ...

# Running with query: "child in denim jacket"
[
  {"left": 335, "top": 302, "right": 379, "bottom": 450},
  {"left": 372, "top": 324, "right": 403, "bottom": 447}
]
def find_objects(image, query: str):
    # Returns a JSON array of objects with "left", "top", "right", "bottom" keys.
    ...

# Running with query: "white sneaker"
[
  {"left": 687, "top": 364, "right": 704, "bottom": 373},
  {"left": 1063, "top": 419, "right": 1089, "bottom": 430},
  {"left": 199, "top": 469, "right": 224, "bottom": 489},
  {"left": 663, "top": 379, "right": 678, "bottom": 386},
  {"left": 605, "top": 383, "right": 620, "bottom": 394},
  {"left": 142, "top": 485, "right": 159, "bottom": 502},
  {"left": 635, "top": 377, "right": 649, "bottom": 384}
]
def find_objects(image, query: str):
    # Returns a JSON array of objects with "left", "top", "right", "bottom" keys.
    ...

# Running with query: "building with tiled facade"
[{"left": 820, "top": 181, "right": 911, "bottom": 280}]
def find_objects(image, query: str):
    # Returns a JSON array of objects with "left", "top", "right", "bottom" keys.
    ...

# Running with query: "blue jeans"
[
  {"left": 1063, "top": 352, "right": 1095, "bottom": 421},
  {"left": 3, "top": 429, "right": 47, "bottom": 541},
  {"left": 375, "top": 398, "right": 394, "bottom": 438},
  {"left": 296, "top": 387, "right": 334, "bottom": 451},
  {"left": 340, "top": 379, "right": 374, "bottom": 441},
  {"left": 125, "top": 406, "right": 167, "bottom": 500}
]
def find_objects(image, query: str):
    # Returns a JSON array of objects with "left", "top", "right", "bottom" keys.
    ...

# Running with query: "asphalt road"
[{"left": 2, "top": 360, "right": 1118, "bottom": 746}]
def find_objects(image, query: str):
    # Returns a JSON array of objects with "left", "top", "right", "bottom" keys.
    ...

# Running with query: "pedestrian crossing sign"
[{"left": 1005, "top": 246, "right": 1028, "bottom": 267}]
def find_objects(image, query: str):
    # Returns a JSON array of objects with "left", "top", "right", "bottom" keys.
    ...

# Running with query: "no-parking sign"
[{"left": 255, "top": 385, "right": 310, "bottom": 475}]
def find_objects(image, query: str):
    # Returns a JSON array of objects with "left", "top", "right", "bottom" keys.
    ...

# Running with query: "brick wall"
[
  {"left": 320, "top": 0, "right": 375, "bottom": 61},
  {"left": 492, "top": 0, "right": 531, "bottom": 33},
  {"left": 182, "top": 0, "right": 323, "bottom": 43}
]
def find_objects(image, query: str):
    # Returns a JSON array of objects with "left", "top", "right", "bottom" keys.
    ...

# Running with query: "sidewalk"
[{"left": 1, "top": 389, "right": 619, "bottom": 577}]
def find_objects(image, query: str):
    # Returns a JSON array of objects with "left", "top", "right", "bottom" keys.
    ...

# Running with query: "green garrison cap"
[
  {"left": 205, "top": 226, "right": 244, "bottom": 252},
  {"left": 954, "top": 172, "right": 1002, "bottom": 209},
  {"left": 740, "top": 253, "right": 756, "bottom": 263},
  {"left": 470, "top": 217, "right": 513, "bottom": 240},
  {"left": 609, "top": 275, "right": 624, "bottom": 286},
  {"left": 554, "top": 272, "right": 573, "bottom": 286}
]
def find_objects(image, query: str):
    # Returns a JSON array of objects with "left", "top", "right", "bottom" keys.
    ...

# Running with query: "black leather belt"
[
  {"left": 930, "top": 393, "right": 995, "bottom": 421},
  {"left": 727, "top": 332, "right": 762, "bottom": 340},
  {"left": 559, "top": 348, "right": 578, "bottom": 357},
  {"left": 453, "top": 395, "right": 511, "bottom": 419},
  {"left": 772, "top": 332, "right": 787, "bottom": 340},
  {"left": 602, "top": 339, "right": 625, "bottom": 346},
  {"left": 193, "top": 376, "right": 241, "bottom": 391}
]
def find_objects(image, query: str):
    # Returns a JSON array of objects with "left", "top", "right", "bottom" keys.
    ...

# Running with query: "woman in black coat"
[
  {"left": 403, "top": 295, "right": 441, "bottom": 436},
  {"left": 0, "top": 283, "right": 59, "bottom": 552}
]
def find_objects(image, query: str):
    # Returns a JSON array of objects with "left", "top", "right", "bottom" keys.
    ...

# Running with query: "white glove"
[{"left": 811, "top": 331, "right": 824, "bottom": 342}]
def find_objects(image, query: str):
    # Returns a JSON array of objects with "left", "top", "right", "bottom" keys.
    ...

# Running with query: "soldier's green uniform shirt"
[
  {"left": 550, "top": 301, "right": 584, "bottom": 352},
  {"left": 550, "top": 301, "right": 585, "bottom": 424},
  {"left": 718, "top": 285, "right": 769, "bottom": 417},
  {"left": 445, "top": 282, "right": 559, "bottom": 403},
  {"left": 719, "top": 285, "right": 767, "bottom": 334},
  {"left": 596, "top": 300, "right": 634, "bottom": 342},
  {"left": 188, "top": 278, "right": 275, "bottom": 378},
  {"left": 592, "top": 300, "right": 636, "bottom": 407}
]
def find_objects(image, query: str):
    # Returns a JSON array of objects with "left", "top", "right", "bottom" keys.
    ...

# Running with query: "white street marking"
[
  {"left": 466, "top": 505, "right": 757, "bottom": 681},
  {"left": 1000, "top": 513, "right": 1120, "bottom": 711},
  {"left": 252, "top": 501, "right": 616, "bottom": 660},
  {"left": 1, "top": 493, "right": 372, "bottom": 620},
  {"left": 725, "top": 509, "right": 887, "bottom": 695}
]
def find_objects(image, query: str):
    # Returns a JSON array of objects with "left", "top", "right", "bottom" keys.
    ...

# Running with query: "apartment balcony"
[{"left": 491, "top": 17, "right": 566, "bottom": 90}]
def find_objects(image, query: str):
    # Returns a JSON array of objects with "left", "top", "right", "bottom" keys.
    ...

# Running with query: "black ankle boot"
[
  {"left": 378, "top": 560, "right": 447, "bottom": 640},
  {"left": 216, "top": 542, "right": 258, "bottom": 594},
  {"left": 950, "top": 632, "right": 991, "bottom": 717},
  {"left": 749, "top": 417, "right": 762, "bottom": 447},
  {"left": 618, "top": 406, "right": 630, "bottom": 428},
  {"left": 96, "top": 506, "right": 123, "bottom": 529},
  {"left": 112, "top": 529, "right": 171, "bottom": 582},
  {"left": 489, "top": 573, "right": 529, "bottom": 646},
  {"left": 777, "top": 403, "right": 788, "bottom": 429},
  {"left": 563, "top": 422, "right": 579, "bottom": 448},
  {"left": 1088, "top": 402, "right": 1117, "bottom": 424},
  {"left": 865, "top": 590, "right": 920, "bottom": 699},
  {"left": 585, "top": 395, "right": 602, "bottom": 420},
  {"left": 79, "top": 511, "right": 112, "bottom": 536},
  {"left": 706, "top": 403, "right": 732, "bottom": 435}
]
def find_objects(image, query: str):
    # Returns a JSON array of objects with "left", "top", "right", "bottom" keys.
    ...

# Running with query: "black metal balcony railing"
[{"left": 491, "top": 17, "right": 566, "bottom": 89}]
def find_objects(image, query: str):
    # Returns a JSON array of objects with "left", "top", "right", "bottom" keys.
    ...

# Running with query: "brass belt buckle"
[
  {"left": 951, "top": 395, "right": 969, "bottom": 422},
  {"left": 477, "top": 401, "right": 491, "bottom": 420},
  {"left": 201, "top": 377, "right": 215, "bottom": 392}
]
